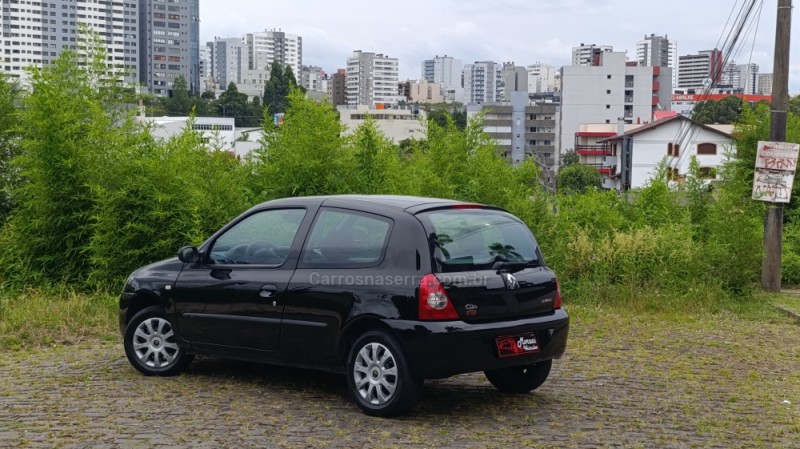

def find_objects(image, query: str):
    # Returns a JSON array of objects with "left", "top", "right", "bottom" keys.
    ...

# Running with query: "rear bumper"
[{"left": 385, "top": 308, "right": 569, "bottom": 379}]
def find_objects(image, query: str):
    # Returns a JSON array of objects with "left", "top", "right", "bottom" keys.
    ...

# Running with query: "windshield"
[{"left": 418, "top": 209, "right": 541, "bottom": 273}]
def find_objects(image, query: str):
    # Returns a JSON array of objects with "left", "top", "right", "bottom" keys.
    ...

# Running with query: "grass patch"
[
  {"left": 0, "top": 287, "right": 118, "bottom": 350},
  {"left": 770, "top": 292, "right": 800, "bottom": 314}
]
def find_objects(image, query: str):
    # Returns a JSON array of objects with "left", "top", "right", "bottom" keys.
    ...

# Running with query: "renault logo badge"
[{"left": 503, "top": 273, "right": 520, "bottom": 290}]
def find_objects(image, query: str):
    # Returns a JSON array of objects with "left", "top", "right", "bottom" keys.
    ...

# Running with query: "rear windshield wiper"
[{"left": 492, "top": 260, "right": 539, "bottom": 273}]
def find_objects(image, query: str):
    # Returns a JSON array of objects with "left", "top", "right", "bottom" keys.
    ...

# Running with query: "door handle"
[
  {"left": 210, "top": 269, "right": 232, "bottom": 280},
  {"left": 259, "top": 284, "right": 278, "bottom": 298}
]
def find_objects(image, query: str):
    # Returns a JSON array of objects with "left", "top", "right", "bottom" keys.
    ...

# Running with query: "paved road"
[{"left": 1, "top": 312, "right": 798, "bottom": 449}]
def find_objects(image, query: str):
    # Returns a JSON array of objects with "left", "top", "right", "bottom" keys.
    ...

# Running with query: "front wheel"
[
  {"left": 124, "top": 306, "right": 193, "bottom": 376},
  {"left": 346, "top": 330, "right": 423, "bottom": 417},
  {"left": 484, "top": 360, "right": 552, "bottom": 393}
]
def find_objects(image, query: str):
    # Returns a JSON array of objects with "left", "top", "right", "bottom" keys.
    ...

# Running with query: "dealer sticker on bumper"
[{"left": 496, "top": 333, "right": 540, "bottom": 357}]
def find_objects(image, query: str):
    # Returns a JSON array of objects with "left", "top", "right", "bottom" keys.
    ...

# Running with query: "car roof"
[{"left": 252, "top": 195, "right": 503, "bottom": 215}]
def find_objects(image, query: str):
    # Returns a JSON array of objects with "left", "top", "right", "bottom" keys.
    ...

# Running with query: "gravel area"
[{"left": 1, "top": 309, "right": 798, "bottom": 449}]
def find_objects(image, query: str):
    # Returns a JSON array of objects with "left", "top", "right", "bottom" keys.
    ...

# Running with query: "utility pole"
[{"left": 762, "top": 0, "right": 793, "bottom": 291}]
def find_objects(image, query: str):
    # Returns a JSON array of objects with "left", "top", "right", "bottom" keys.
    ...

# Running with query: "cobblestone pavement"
[{"left": 1, "top": 312, "right": 799, "bottom": 449}]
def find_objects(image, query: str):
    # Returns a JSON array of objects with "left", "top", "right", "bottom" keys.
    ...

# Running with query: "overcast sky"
[{"left": 200, "top": 0, "right": 800, "bottom": 93}]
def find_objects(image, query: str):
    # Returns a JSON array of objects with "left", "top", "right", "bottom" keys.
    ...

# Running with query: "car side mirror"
[{"left": 178, "top": 246, "right": 199, "bottom": 264}]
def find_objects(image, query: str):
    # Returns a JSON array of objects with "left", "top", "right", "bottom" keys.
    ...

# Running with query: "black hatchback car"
[{"left": 120, "top": 195, "right": 569, "bottom": 416}]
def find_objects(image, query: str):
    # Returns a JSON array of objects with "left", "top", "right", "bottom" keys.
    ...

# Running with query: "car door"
[
  {"left": 280, "top": 207, "right": 395, "bottom": 368},
  {"left": 172, "top": 207, "right": 310, "bottom": 352}
]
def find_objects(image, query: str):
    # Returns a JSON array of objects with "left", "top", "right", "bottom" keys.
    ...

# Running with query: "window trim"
[{"left": 297, "top": 207, "right": 394, "bottom": 270}]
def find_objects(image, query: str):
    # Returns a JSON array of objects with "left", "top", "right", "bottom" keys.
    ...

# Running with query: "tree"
[
  {"left": 263, "top": 61, "right": 299, "bottom": 116},
  {"left": 166, "top": 75, "right": 191, "bottom": 116},
  {"left": 218, "top": 82, "right": 249, "bottom": 126},
  {"left": 250, "top": 89, "right": 348, "bottom": 198},
  {"left": 0, "top": 46, "right": 141, "bottom": 285},
  {"left": 693, "top": 96, "right": 743, "bottom": 124},
  {"left": 426, "top": 103, "right": 467, "bottom": 130},
  {"left": 561, "top": 149, "right": 580, "bottom": 166},
  {"left": 557, "top": 164, "right": 602, "bottom": 194},
  {"left": 0, "top": 74, "right": 20, "bottom": 223}
]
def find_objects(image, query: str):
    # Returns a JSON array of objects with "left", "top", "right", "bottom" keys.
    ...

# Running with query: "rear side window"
[
  {"left": 417, "top": 209, "right": 540, "bottom": 273},
  {"left": 301, "top": 209, "right": 392, "bottom": 267}
]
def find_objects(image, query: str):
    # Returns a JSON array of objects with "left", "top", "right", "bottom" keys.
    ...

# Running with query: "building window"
[
  {"left": 667, "top": 142, "right": 673, "bottom": 155},
  {"left": 607, "top": 75, "right": 611, "bottom": 79},
  {"left": 607, "top": 89, "right": 611, "bottom": 94},
  {"left": 697, "top": 143, "right": 717, "bottom": 155},
  {"left": 606, "top": 105, "right": 610, "bottom": 109}
]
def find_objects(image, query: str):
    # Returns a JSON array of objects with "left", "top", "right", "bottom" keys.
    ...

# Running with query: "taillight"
[
  {"left": 554, "top": 277, "right": 563, "bottom": 309},
  {"left": 418, "top": 274, "right": 459, "bottom": 321}
]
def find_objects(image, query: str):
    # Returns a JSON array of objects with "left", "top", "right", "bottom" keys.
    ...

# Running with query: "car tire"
[
  {"left": 484, "top": 360, "right": 552, "bottom": 393},
  {"left": 124, "top": 306, "right": 193, "bottom": 376},
  {"left": 346, "top": 330, "right": 423, "bottom": 417}
]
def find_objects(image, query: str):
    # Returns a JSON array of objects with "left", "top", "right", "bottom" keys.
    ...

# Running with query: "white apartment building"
[
  {"left": 421, "top": 55, "right": 463, "bottom": 99},
  {"left": 560, "top": 51, "right": 673, "bottom": 156},
  {"left": 245, "top": 30, "right": 302, "bottom": 77},
  {"left": 677, "top": 49, "right": 723, "bottom": 91},
  {"left": 636, "top": 34, "right": 677, "bottom": 87},
  {"left": 463, "top": 61, "right": 502, "bottom": 104},
  {"left": 527, "top": 63, "right": 558, "bottom": 93},
  {"left": 572, "top": 43, "right": 613, "bottom": 66},
  {"left": 345, "top": 51, "right": 401, "bottom": 107},
  {"left": 1, "top": 0, "right": 138, "bottom": 83}
]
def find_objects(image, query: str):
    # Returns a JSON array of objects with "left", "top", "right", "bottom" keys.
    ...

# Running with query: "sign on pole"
[{"left": 752, "top": 141, "right": 800, "bottom": 203}]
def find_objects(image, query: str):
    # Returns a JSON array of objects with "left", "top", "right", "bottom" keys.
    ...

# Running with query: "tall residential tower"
[
  {"left": 1, "top": 1, "right": 139, "bottom": 82},
  {"left": 139, "top": 0, "right": 200, "bottom": 96},
  {"left": 636, "top": 34, "right": 677, "bottom": 87},
  {"left": 345, "top": 51, "right": 401, "bottom": 106}
]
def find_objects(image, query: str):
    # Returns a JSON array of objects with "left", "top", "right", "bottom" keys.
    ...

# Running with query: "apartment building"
[
  {"left": 329, "top": 68, "right": 346, "bottom": 105},
  {"left": 560, "top": 51, "right": 673, "bottom": 156},
  {"left": 467, "top": 92, "right": 560, "bottom": 186},
  {"left": 299, "top": 65, "right": 327, "bottom": 93},
  {"left": 758, "top": 73, "right": 773, "bottom": 95},
  {"left": 572, "top": 43, "right": 613, "bottom": 66},
  {"left": 462, "top": 61, "right": 502, "bottom": 104},
  {"left": 208, "top": 38, "right": 245, "bottom": 91},
  {"left": 421, "top": 55, "right": 463, "bottom": 101},
  {"left": 501, "top": 62, "right": 527, "bottom": 101},
  {"left": 527, "top": 63, "right": 558, "bottom": 93},
  {"left": 722, "top": 62, "right": 758, "bottom": 95},
  {"left": 139, "top": 0, "right": 199, "bottom": 96},
  {"left": 345, "top": 51, "right": 401, "bottom": 107},
  {"left": 244, "top": 29, "right": 302, "bottom": 77},
  {"left": 1, "top": 0, "right": 139, "bottom": 83},
  {"left": 677, "top": 49, "right": 723, "bottom": 91},
  {"left": 636, "top": 34, "right": 677, "bottom": 87},
  {"left": 399, "top": 80, "right": 443, "bottom": 103}
]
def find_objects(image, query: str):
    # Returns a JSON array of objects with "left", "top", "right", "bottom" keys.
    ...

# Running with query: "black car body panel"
[{"left": 120, "top": 195, "right": 569, "bottom": 381}]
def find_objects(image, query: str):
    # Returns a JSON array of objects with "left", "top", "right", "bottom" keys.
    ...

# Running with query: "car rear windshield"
[{"left": 417, "top": 208, "right": 541, "bottom": 273}]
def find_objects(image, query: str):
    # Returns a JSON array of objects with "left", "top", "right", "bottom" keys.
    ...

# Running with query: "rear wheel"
[
  {"left": 346, "top": 330, "right": 423, "bottom": 417},
  {"left": 124, "top": 306, "right": 193, "bottom": 376},
  {"left": 484, "top": 360, "right": 552, "bottom": 393}
]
